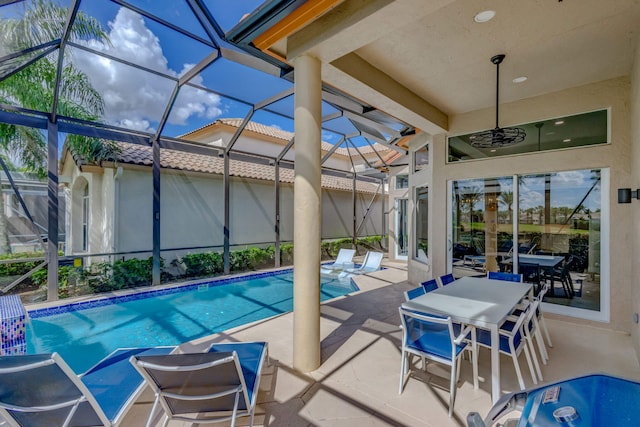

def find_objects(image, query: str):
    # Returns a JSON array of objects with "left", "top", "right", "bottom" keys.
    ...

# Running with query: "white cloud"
[{"left": 73, "top": 7, "right": 221, "bottom": 132}]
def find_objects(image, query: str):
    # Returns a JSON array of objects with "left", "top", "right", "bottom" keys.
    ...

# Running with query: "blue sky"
[{"left": 54, "top": 0, "right": 355, "bottom": 146}]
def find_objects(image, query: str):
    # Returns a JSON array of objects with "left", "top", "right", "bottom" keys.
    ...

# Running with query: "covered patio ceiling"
[
  {"left": 240, "top": 0, "right": 640, "bottom": 135},
  {"left": 0, "top": 0, "right": 417, "bottom": 180}
]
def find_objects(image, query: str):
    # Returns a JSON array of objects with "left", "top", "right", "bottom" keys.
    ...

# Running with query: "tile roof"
[
  {"left": 182, "top": 118, "right": 391, "bottom": 157},
  {"left": 108, "top": 141, "right": 381, "bottom": 194}
]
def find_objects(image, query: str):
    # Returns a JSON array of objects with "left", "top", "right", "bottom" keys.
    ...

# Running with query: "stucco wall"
[
  {"left": 414, "top": 77, "right": 632, "bottom": 332},
  {"left": 631, "top": 36, "right": 640, "bottom": 362},
  {"left": 102, "top": 168, "right": 382, "bottom": 261}
]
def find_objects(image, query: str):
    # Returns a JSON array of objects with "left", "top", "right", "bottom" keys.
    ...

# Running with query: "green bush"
[
  {"left": 0, "top": 252, "right": 45, "bottom": 276},
  {"left": 180, "top": 252, "right": 223, "bottom": 277},
  {"left": 87, "top": 257, "right": 160, "bottom": 293},
  {"left": 31, "top": 265, "right": 81, "bottom": 299}
]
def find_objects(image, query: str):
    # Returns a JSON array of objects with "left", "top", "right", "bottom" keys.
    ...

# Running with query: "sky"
[{"left": 62, "top": 0, "right": 350, "bottom": 144}]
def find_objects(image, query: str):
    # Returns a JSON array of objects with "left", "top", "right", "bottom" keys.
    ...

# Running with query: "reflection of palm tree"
[
  {"left": 499, "top": 190, "right": 513, "bottom": 223},
  {"left": 0, "top": 0, "right": 118, "bottom": 253}
]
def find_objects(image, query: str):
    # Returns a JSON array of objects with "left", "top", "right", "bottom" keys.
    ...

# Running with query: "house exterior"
[{"left": 59, "top": 119, "right": 386, "bottom": 264}]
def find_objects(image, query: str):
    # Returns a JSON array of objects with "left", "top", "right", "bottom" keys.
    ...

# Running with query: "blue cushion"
[{"left": 405, "top": 320, "right": 466, "bottom": 359}]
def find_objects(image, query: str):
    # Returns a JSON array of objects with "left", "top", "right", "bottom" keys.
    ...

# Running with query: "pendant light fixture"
[{"left": 469, "top": 54, "right": 526, "bottom": 148}]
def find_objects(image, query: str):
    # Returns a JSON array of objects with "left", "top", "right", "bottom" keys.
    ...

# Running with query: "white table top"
[{"left": 402, "top": 276, "right": 532, "bottom": 329}]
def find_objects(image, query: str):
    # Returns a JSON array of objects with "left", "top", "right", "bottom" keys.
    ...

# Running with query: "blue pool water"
[{"left": 26, "top": 270, "right": 357, "bottom": 373}]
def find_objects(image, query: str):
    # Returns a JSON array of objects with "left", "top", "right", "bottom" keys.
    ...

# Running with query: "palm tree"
[{"left": 0, "top": 0, "right": 118, "bottom": 254}]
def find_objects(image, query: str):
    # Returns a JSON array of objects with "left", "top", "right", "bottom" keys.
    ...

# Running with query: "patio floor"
[{"left": 123, "top": 260, "right": 640, "bottom": 426}]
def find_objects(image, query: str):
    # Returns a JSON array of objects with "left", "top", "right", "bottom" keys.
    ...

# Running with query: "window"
[
  {"left": 415, "top": 187, "right": 428, "bottom": 263},
  {"left": 82, "top": 185, "right": 89, "bottom": 252},
  {"left": 450, "top": 168, "right": 603, "bottom": 317},
  {"left": 448, "top": 110, "right": 608, "bottom": 162},
  {"left": 414, "top": 144, "right": 429, "bottom": 172},
  {"left": 395, "top": 199, "right": 408, "bottom": 258},
  {"left": 396, "top": 174, "right": 409, "bottom": 189}
]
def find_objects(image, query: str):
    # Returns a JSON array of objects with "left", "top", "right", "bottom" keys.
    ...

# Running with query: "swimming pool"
[{"left": 26, "top": 269, "right": 358, "bottom": 373}]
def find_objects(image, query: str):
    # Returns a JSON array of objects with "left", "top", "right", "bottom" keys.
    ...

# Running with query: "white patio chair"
[{"left": 398, "top": 307, "right": 478, "bottom": 417}]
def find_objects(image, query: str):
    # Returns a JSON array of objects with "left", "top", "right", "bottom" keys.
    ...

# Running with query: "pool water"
[{"left": 26, "top": 271, "right": 357, "bottom": 373}]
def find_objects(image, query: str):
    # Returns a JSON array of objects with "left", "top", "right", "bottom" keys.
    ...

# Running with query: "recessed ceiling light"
[
  {"left": 474, "top": 10, "right": 496, "bottom": 23},
  {"left": 513, "top": 76, "right": 528, "bottom": 83},
  {"left": 563, "top": 138, "right": 571, "bottom": 142},
  {"left": 555, "top": 120, "right": 565, "bottom": 125}
]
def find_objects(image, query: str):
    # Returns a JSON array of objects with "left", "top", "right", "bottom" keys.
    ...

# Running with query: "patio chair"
[
  {"left": 320, "top": 248, "right": 356, "bottom": 274},
  {"left": 339, "top": 251, "right": 383, "bottom": 278},
  {"left": 421, "top": 278, "right": 439, "bottom": 293},
  {"left": 437, "top": 273, "right": 455, "bottom": 287},
  {"left": 131, "top": 341, "right": 268, "bottom": 427},
  {"left": 398, "top": 307, "right": 477, "bottom": 417},
  {"left": 487, "top": 271, "right": 523, "bottom": 282},
  {"left": 404, "top": 286, "right": 426, "bottom": 301},
  {"left": 0, "top": 346, "right": 176, "bottom": 427},
  {"left": 476, "top": 306, "right": 538, "bottom": 390}
]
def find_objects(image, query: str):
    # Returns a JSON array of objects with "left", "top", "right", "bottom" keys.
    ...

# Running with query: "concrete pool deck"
[{"left": 121, "top": 259, "right": 640, "bottom": 426}]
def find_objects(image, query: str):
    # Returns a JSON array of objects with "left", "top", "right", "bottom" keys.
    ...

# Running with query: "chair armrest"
[{"left": 454, "top": 324, "right": 474, "bottom": 345}]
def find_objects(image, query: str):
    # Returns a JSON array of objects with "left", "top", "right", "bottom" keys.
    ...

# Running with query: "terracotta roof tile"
[{"left": 115, "top": 142, "right": 379, "bottom": 194}]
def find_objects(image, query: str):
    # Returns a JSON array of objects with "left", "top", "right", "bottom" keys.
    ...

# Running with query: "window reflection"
[{"left": 451, "top": 169, "right": 602, "bottom": 312}]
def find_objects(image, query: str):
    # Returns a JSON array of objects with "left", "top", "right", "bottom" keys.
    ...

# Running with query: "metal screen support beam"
[
  {"left": 381, "top": 178, "right": 387, "bottom": 250},
  {"left": 46, "top": 121, "right": 59, "bottom": 301},
  {"left": 0, "top": 157, "right": 46, "bottom": 250},
  {"left": 223, "top": 152, "right": 230, "bottom": 274},
  {"left": 274, "top": 161, "right": 280, "bottom": 268},
  {"left": 152, "top": 139, "right": 161, "bottom": 285},
  {"left": 355, "top": 183, "right": 382, "bottom": 236},
  {"left": 352, "top": 174, "right": 357, "bottom": 250}
]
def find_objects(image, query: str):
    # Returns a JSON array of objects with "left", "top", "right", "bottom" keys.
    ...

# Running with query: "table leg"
[{"left": 491, "top": 325, "right": 500, "bottom": 403}]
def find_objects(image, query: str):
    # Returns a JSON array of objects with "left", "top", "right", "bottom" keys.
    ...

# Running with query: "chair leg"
[
  {"left": 539, "top": 314, "right": 553, "bottom": 347},
  {"left": 470, "top": 328, "right": 478, "bottom": 390},
  {"left": 510, "top": 351, "right": 526, "bottom": 390},
  {"left": 532, "top": 317, "right": 548, "bottom": 363},
  {"left": 449, "top": 360, "right": 456, "bottom": 417},
  {"left": 526, "top": 334, "right": 543, "bottom": 382},
  {"left": 399, "top": 350, "right": 407, "bottom": 394},
  {"left": 146, "top": 397, "right": 162, "bottom": 427},
  {"left": 522, "top": 344, "right": 538, "bottom": 385}
]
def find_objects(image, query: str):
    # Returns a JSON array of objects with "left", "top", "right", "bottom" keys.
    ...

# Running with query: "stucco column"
[{"left": 293, "top": 54, "right": 322, "bottom": 372}]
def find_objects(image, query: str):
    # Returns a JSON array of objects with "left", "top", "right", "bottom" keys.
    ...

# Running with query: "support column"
[
  {"left": 293, "top": 54, "right": 322, "bottom": 372},
  {"left": 47, "top": 121, "right": 59, "bottom": 301},
  {"left": 152, "top": 140, "right": 161, "bottom": 285}
]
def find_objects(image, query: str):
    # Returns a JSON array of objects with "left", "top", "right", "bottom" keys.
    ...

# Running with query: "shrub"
[
  {"left": 180, "top": 252, "right": 223, "bottom": 277},
  {"left": 32, "top": 265, "right": 82, "bottom": 299}
]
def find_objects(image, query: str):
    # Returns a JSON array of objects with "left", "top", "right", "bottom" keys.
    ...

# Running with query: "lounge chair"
[
  {"left": 0, "top": 346, "right": 177, "bottom": 426},
  {"left": 131, "top": 341, "right": 268, "bottom": 427},
  {"left": 339, "top": 251, "right": 384, "bottom": 278},
  {"left": 320, "top": 248, "right": 356, "bottom": 274}
]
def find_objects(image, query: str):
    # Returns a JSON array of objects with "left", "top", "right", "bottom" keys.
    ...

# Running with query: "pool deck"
[{"left": 117, "top": 259, "right": 639, "bottom": 426}]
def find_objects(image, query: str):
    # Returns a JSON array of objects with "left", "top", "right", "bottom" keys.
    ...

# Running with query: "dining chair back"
[
  {"left": 404, "top": 286, "right": 426, "bottom": 301},
  {"left": 398, "top": 307, "right": 477, "bottom": 417},
  {"left": 487, "top": 271, "right": 523, "bottom": 282},
  {"left": 438, "top": 273, "right": 455, "bottom": 287},
  {"left": 421, "top": 279, "right": 439, "bottom": 293}
]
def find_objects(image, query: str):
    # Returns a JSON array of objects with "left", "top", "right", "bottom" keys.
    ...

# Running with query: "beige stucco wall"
[
  {"left": 415, "top": 76, "right": 632, "bottom": 333},
  {"left": 631, "top": 36, "right": 640, "bottom": 361},
  {"left": 65, "top": 165, "right": 383, "bottom": 264}
]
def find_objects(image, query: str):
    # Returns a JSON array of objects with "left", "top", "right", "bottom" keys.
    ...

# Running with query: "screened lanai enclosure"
[{"left": 0, "top": 0, "right": 417, "bottom": 302}]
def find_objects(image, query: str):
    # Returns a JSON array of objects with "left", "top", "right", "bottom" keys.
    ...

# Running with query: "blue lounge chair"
[
  {"left": 0, "top": 346, "right": 176, "bottom": 426},
  {"left": 131, "top": 341, "right": 268, "bottom": 427}
]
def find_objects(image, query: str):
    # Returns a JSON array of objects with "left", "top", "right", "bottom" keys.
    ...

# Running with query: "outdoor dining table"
[
  {"left": 517, "top": 254, "right": 565, "bottom": 287},
  {"left": 402, "top": 276, "right": 533, "bottom": 403}
]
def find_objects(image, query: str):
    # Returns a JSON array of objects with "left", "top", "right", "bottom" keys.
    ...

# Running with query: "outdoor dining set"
[{"left": 399, "top": 271, "right": 553, "bottom": 418}]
